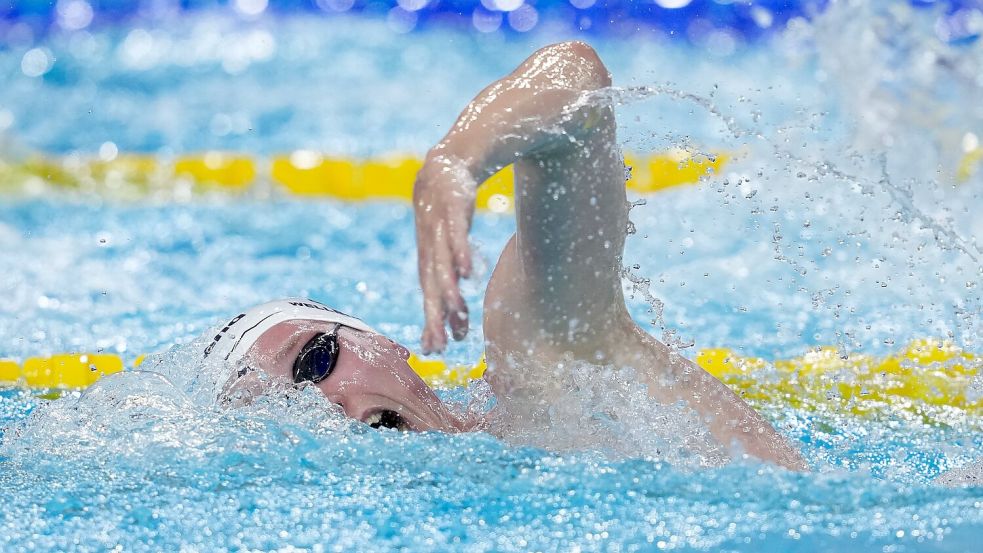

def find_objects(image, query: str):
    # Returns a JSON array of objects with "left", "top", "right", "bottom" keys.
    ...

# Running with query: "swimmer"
[{"left": 211, "top": 42, "right": 807, "bottom": 471}]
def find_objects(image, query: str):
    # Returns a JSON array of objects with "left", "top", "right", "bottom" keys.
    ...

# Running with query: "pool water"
[{"left": 2, "top": 3, "right": 983, "bottom": 551}]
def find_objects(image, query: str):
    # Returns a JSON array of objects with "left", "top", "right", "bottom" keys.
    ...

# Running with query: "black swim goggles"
[{"left": 292, "top": 326, "right": 342, "bottom": 384}]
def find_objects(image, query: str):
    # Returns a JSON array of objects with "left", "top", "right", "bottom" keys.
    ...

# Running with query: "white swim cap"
[{"left": 202, "top": 298, "right": 378, "bottom": 367}]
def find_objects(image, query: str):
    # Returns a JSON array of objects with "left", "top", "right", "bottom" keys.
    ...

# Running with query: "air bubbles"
[
  {"left": 210, "top": 114, "right": 233, "bottom": 137},
  {"left": 750, "top": 6, "right": 773, "bottom": 29},
  {"left": 0, "top": 109, "right": 13, "bottom": 132},
  {"left": 244, "top": 29, "right": 276, "bottom": 62},
  {"left": 569, "top": 0, "right": 596, "bottom": 8},
  {"left": 653, "top": 0, "right": 693, "bottom": 9},
  {"left": 119, "top": 29, "right": 159, "bottom": 70},
  {"left": 507, "top": 5, "right": 539, "bottom": 32},
  {"left": 233, "top": 0, "right": 268, "bottom": 18},
  {"left": 98, "top": 141, "right": 118, "bottom": 162},
  {"left": 934, "top": 8, "right": 983, "bottom": 43},
  {"left": 67, "top": 30, "right": 106, "bottom": 61},
  {"left": 387, "top": 7, "right": 418, "bottom": 33},
  {"left": 482, "top": 0, "right": 524, "bottom": 12},
  {"left": 202, "top": 150, "right": 228, "bottom": 171},
  {"left": 315, "top": 0, "right": 355, "bottom": 12},
  {"left": 472, "top": 8, "right": 503, "bottom": 33},
  {"left": 962, "top": 132, "right": 979, "bottom": 153},
  {"left": 215, "top": 29, "right": 277, "bottom": 73},
  {"left": 397, "top": 0, "right": 429, "bottom": 11},
  {"left": 36, "top": 295, "right": 59, "bottom": 309},
  {"left": 21, "top": 48, "right": 54, "bottom": 78},
  {"left": 56, "top": 0, "right": 94, "bottom": 31},
  {"left": 487, "top": 194, "right": 512, "bottom": 213},
  {"left": 742, "top": 186, "right": 757, "bottom": 199},
  {"left": 285, "top": 150, "right": 321, "bottom": 171},
  {"left": 704, "top": 28, "right": 738, "bottom": 57},
  {"left": 4, "top": 22, "right": 34, "bottom": 47},
  {"left": 208, "top": 112, "right": 251, "bottom": 137}
]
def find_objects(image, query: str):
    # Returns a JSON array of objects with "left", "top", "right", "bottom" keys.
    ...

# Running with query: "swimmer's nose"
[
  {"left": 393, "top": 341, "right": 411, "bottom": 361},
  {"left": 369, "top": 332, "right": 411, "bottom": 361}
]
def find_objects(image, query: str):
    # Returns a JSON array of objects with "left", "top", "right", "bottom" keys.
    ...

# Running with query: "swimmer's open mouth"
[{"left": 363, "top": 409, "right": 411, "bottom": 431}]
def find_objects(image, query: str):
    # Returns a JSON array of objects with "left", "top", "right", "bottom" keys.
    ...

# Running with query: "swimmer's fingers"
[
  {"left": 418, "top": 235, "right": 448, "bottom": 354},
  {"left": 414, "top": 158, "right": 476, "bottom": 351},
  {"left": 442, "top": 184, "right": 474, "bottom": 338},
  {"left": 447, "top": 193, "right": 474, "bottom": 279},
  {"left": 434, "top": 230, "right": 469, "bottom": 342},
  {"left": 419, "top": 221, "right": 468, "bottom": 351},
  {"left": 421, "top": 290, "right": 447, "bottom": 354}
]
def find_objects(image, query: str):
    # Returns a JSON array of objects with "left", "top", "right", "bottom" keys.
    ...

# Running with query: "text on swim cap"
[
  {"left": 203, "top": 313, "right": 246, "bottom": 357},
  {"left": 288, "top": 300, "right": 345, "bottom": 315}
]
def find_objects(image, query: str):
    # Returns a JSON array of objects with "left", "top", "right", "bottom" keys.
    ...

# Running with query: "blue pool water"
[{"left": 2, "top": 3, "right": 983, "bottom": 551}]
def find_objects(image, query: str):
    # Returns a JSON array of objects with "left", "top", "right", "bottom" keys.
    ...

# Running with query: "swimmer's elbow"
[
  {"left": 565, "top": 41, "right": 612, "bottom": 89},
  {"left": 534, "top": 41, "right": 612, "bottom": 92}
]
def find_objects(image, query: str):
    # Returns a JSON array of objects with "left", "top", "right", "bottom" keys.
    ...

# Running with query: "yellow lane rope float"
[
  {"left": 0, "top": 352, "right": 483, "bottom": 391},
  {"left": 697, "top": 339, "right": 981, "bottom": 420},
  {"left": 0, "top": 149, "right": 727, "bottom": 209},
  {"left": 5, "top": 150, "right": 980, "bottom": 418},
  {"left": 2, "top": 340, "right": 979, "bottom": 420},
  {"left": 957, "top": 146, "right": 983, "bottom": 182}
]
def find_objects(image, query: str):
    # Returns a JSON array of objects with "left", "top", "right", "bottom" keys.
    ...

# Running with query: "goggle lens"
[{"left": 292, "top": 330, "right": 340, "bottom": 384}]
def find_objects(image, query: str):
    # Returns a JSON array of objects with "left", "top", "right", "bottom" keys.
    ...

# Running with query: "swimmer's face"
[{"left": 239, "top": 319, "right": 468, "bottom": 432}]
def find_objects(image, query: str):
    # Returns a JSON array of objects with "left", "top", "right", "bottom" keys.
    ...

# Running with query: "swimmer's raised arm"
[
  {"left": 416, "top": 42, "right": 808, "bottom": 471},
  {"left": 415, "top": 41, "right": 625, "bottom": 353}
]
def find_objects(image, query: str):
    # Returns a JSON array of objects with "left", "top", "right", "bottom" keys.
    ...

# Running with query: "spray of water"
[
  {"left": 0, "top": 333, "right": 358, "bottom": 472},
  {"left": 583, "top": 24, "right": 982, "bottom": 354},
  {"left": 487, "top": 354, "right": 728, "bottom": 468},
  {"left": 3, "top": 3, "right": 982, "bottom": 478}
]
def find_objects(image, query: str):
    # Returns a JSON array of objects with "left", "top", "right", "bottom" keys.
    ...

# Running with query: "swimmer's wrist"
[{"left": 421, "top": 150, "right": 480, "bottom": 191}]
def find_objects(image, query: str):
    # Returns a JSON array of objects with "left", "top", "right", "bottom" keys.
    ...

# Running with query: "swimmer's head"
[{"left": 205, "top": 299, "right": 470, "bottom": 432}]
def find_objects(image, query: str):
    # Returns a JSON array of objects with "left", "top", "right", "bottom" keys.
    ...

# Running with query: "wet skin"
[
  {"left": 240, "top": 319, "right": 473, "bottom": 433},
  {"left": 226, "top": 42, "right": 806, "bottom": 470},
  {"left": 412, "top": 41, "right": 808, "bottom": 470}
]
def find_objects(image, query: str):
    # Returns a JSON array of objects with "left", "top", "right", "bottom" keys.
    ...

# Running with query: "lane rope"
[
  {"left": 4, "top": 149, "right": 979, "bottom": 415},
  {"left": 2, "top": 340, "right": 979, "bottom": 418},
  {"left": 0, "top": 149, "right": 728, "bottom": 209}
]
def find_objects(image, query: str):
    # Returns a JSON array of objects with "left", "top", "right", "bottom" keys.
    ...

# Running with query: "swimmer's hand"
[
  {"left": 413, "top": 42, "right": 611, "bottom": 353},
  {"left": 414, "top": 155, "right": 477, "bottom": 353}
]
